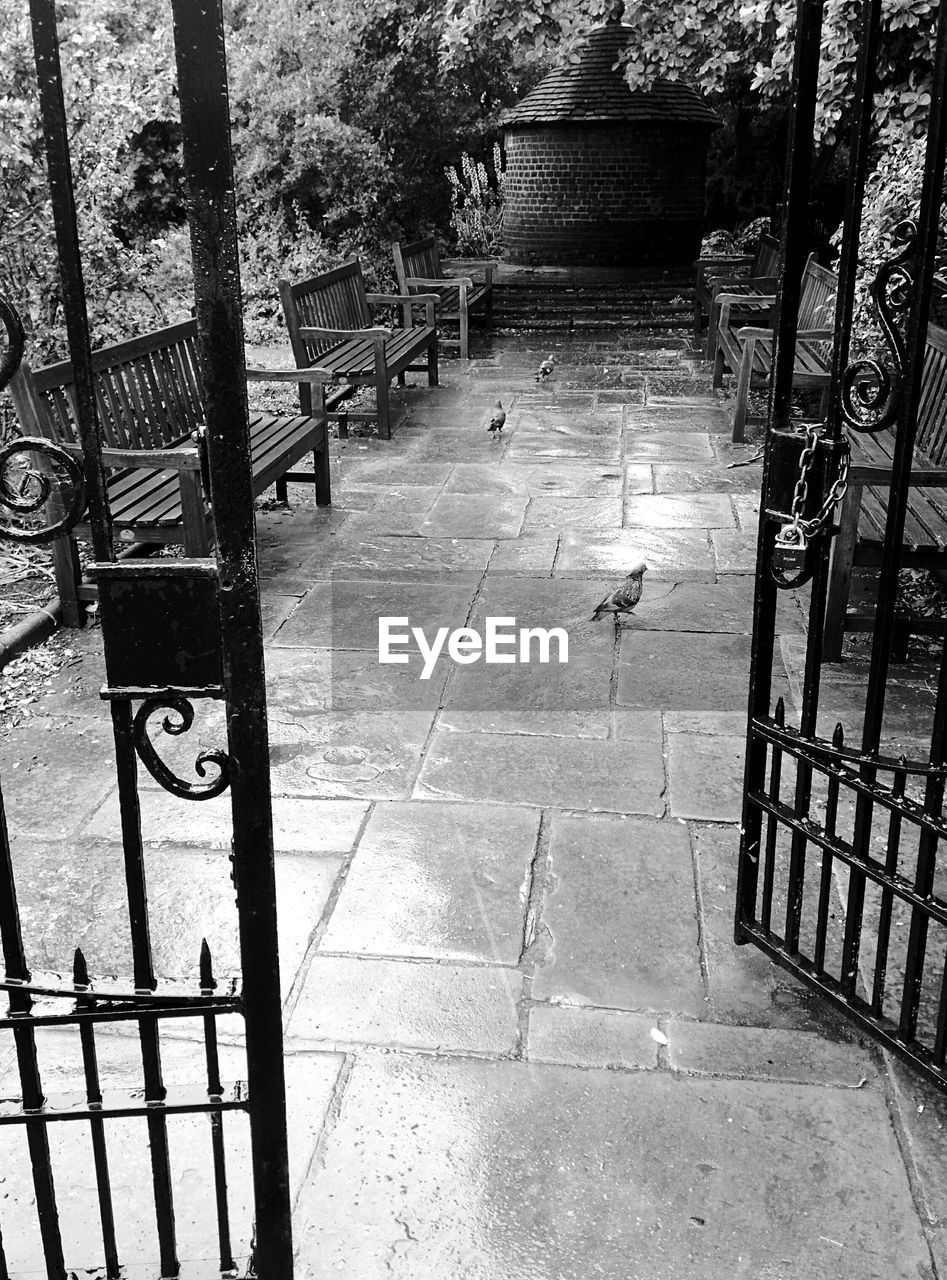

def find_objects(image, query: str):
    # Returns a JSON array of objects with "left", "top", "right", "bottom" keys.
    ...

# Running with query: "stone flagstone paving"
[{"left": 2, "top": 327, "right": 947, "bottom": 1278}]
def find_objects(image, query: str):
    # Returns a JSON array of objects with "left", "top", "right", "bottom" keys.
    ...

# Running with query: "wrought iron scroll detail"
[
  {"left": 0, "top": 437, "right": 86, "bottom": 544},
  {"left": 0, "top": 293, "right": 25, "bottom": 393},
  {"left": 0, "top": 293, "right": 86, "bottom": 543},
  {"left": 839, "top": 218, "right": 916, "bottom": 434},
  {"left": 133, "top": 697, "right": 231, "bottom": 801}
]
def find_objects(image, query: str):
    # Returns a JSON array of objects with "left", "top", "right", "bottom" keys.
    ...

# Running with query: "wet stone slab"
[
  {"left": 623, "top": 492, "right": 736, "bottom": 529},
  {"left": 666, "top": 1021, "right": 877, "bottom": 1087},
  {"left": 533, "top": 814, "right": 702, "bottom": 1014},
  {"left": 86, "top": 790, "right": 368, "bottom": 855},
  {"left": 522, "top": 495, "right": 624, "bottom": 532},
  {"left": 265, "top": 644, "right": 449, "bottom": 712},
  {"left": 267, "top": 708, "right": 434, "bottom": 800},
  {"left": 691, "top": 824, "right": 853, "bottom": 1032},
  {"left": 618, "top": 632, "right": 786, "bottom": 710},
  {"left": 526, "top": 1004, "right": 659, "bottom": 1069},
  {"left": 275, "top": 577, "right": 480, "bottom": 649},
  {"left": 667, "top": 731, "right": 745, "bottom": 822},
  {"left": 420, "top": 493, "right": 529, "bottom": 539},
  {"left": 299, "top": 536, "right": 495, "bottom": 581},
  {"left": 293, "top": 1055, "right": 929, "bottom": 1280},
  {"left": 555, "top": 528, "right": 715, "bottom": 579},
  {"left": 623, "top": 432, "right": 716, "bottom": 463},
  {"left": 444, "top": 461, "right": 630, "bottom": 497},
  {"left": 624, "top": 405, "right": 727, "bottom": 433},
  {"left": 712, "top": 528, "right": 759, "bottom": 573},
  {"left": 286, "top": 955, "right": 521, "bottom": 1053},
  {"left": 489, "top": 532, "right": 560, "bottom": 573},
  {"left": 415, "top": 730, "right": 665, "bottom": 814},
  {"left": 320, "top": 801, "right": 538, "bottom": 963},
  {"left": 4, "top": 839, "right": 337, "bottom": 994},
  {"left": 624, "top": 578, "right": 758, "bottom": 632},
  {"left": 653, "top": 463, "right": 763, "bottom": 494}
]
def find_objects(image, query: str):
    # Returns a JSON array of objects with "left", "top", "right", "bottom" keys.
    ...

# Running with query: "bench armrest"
[
  {"left": 367, "top": 292, "right": 440, "bottom": 305},
  {"left": 299, "top": 324, "right": 392, "bottom": 340},
  {"left": 797, "top": 328, "right": 834, "bottom": 341},
  {"left": 735, "top": 325, "right": 778, "bottom": 341},
  {"left": 404, "top": 276, "right": 475, "bottom": 290},
  {"left": 717, "top": 292, "right": 777, "bottom": 308},
  {"left": 57, "top": 440, "right": 201, "bottom": 471},
  {"left": 442, "top": 259, "right": 495, "bottom": 286},
  {"left": 849, "top": 463, "right": 947, "bottom": 486},
  {"left": 367, "top": 292, "right": 438, "bottom": 328},
  {"left": 695, "top": 253, "right": 754, "bottom": 269},
  {"left": 245, "top": 366, "right": 339, "bottom": 383}
]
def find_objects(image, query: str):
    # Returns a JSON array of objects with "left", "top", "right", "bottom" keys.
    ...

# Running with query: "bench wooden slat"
[
  {"left": 280, "top": 257, "right": 439, "bottom": 440},
  {"left": 391, "top": 236, "right": 494, "bottom": 360},
  {"left": 694, "top": 232, "right": 780, "bottom": 347},
  {"left": 10, "top": 319, "right": 330, "bottom": 625},
  {"left": 713, "top": 253, "right": 837, "bottom": 442},
  {"left": 825, "top": 323, "right": 947, "bottom": 656}
]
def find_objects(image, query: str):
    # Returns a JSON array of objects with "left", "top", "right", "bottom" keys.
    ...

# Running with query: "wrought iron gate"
[
  {"left": 737, "top": 0, "right": 947, "bottom": 1091},
  {"left": 0, "top": 1, "right": 293, "bottom": 1274}
]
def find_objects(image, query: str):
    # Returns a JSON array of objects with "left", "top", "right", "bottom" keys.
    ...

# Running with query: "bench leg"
[
  {"left": 823, "top": 481, "right": 861, "bottom": 662},
  {"left": 485, "top": 289, "right": 493, "bottom": 329},
  {"left": 706, "top": 304, "right": 720, "bottom": 362},
  {"left": 397, "top": 371, "right": 406, "bottom": 387},
  {"left": 693, "top": 298, "right": 703, "bottom": 347},
  {"left": 459, "top": 289, "right": 470, "bottom": 361},
  {"left": 275, "top": 476, "right": 289, "bottom": 503},
  {"left": 427, "top": 337, "right": 439, "bottom": 387},
  {"left": 731, "top": 342, "right": 755, "bottom": 444},
  {"left": 375, "top": 372, "right": 392, "bottom": 440},
  {"left": 51, "top": 534, "right": 84, "bottom": 628},
  {"left": 314, "top": 427, "right": 331, "bottom": 507},
  {"left": 712, "top": 341, "right": 725, "bottom": 390}
]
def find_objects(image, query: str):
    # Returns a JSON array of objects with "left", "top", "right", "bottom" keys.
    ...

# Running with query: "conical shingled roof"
[{"left": 500, "top": 24, "right": 721, "bottom": 129}]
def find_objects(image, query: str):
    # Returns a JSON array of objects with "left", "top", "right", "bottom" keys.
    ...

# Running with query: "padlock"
[{"left": 773, "top": 522, "right": 808, "bottom": 574}]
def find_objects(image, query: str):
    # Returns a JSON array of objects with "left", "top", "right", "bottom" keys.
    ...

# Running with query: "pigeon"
[
  {"left": 536, "top": 354, "right": 556, "bottom": 382},
  {"left": 488, "top": 400, "right": 506, "bottom": 437},
  {"left": 591, "top": 562, "right": 648, "bottom": 627}
]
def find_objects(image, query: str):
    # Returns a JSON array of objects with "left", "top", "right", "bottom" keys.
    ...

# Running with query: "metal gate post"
[
  {"left": 169, "top": 1, "right": 294, "bottom": 1271},
  {"left": 736, "top": 0, "right": 825, "bottom": 942}
]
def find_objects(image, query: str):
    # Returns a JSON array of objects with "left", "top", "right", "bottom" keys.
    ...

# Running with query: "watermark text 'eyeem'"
[{"left": 378, "top": 616, "right": 569, "bottom": 680}]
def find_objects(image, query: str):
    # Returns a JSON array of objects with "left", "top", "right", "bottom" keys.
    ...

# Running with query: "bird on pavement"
[
  {"left": 536, "top": 354, "right": 555, "bottom": 382},
  {"left": 591, "top": 562, "right": 648, "bottom": 629},
  {"left": 488, "top": 400, "right": 506, "bottom": 438}
]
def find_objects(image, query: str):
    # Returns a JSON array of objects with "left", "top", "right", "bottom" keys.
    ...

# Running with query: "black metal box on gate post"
[{"left": 93, "top": 560, "right": 224, "bottom": 692}]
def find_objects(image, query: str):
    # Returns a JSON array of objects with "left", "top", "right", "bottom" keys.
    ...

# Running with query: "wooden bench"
[
  {"left": 392, "top": 236, "right": 494, "bottom": 361},
  {"left": 279, "top": 259, "right": 439, "bottom": 440},
  {"left": 712, "top": 254, "right": 838, "bottom": 443},
  {"left": 824, "top": 323, "right": 947, "bottom": 659},
  {"left": 8, "top": 319, "right": 333, "bottom": 625},
  {"left": 694, "top": 231, "right": 780, "bottom": 350}
]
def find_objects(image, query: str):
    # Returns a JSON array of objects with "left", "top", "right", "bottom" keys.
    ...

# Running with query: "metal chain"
[{"left": 784, "top": 424, "right": 850, "bottom": 541}]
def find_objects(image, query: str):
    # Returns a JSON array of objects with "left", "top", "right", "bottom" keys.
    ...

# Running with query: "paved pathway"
[{"left": 2, "top": 328, "right": 946, "bottom": 1277}]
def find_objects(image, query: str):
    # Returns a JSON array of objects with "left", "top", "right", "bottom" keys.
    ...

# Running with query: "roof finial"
[{"left": 605, "top": 1, "right": 625, "bottom": 23}]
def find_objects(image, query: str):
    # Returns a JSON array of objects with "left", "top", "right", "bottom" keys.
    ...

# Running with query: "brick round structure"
[{"left": 500, "top": 23, "right": 720, "bottom": 267}]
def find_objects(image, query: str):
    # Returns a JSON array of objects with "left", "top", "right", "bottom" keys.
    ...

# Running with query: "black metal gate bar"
[
  {"left": 736, "top": 0, "right": 826, "bottom": 941},
  {"left": 736, "top": 0, "right": 947, "bottom": 1092},
  {"left": 0, "top": 0, "right": 295, "bottom": 1270},
  {"left": 27, "top": 0, "right": 110, "bottom": 566},
  {"left": 168, "top": 0, "right": 294, "bottom": 1271},
  {"left": 783, "top": 0, "right": 882, "bottom": 956},
  {"left": 0, "top": 787, "right": 65, "bottom": 1277},
  {"left": 842, "top": 5, "right": 947, "bottom": 1008}
]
